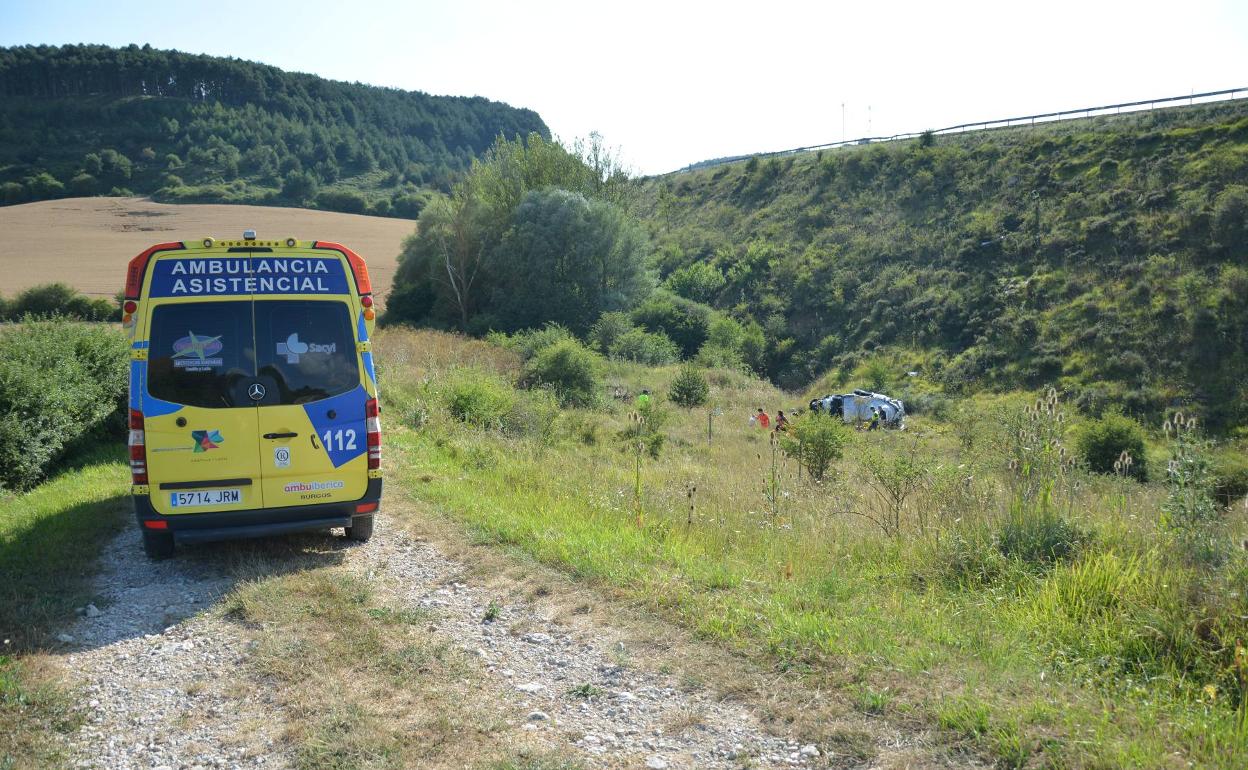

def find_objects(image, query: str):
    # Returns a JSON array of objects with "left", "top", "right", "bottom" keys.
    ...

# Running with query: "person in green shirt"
[{"left": 636, "top": 389, "right": 651, "bottom": 408}]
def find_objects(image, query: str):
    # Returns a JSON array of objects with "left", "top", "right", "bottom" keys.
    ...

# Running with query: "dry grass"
[
  {"left": 0, "top": 197, "right": 414, "bottom": 301},
  {"left": 219, "top": 563, "right": 543, "bottom": 769}
]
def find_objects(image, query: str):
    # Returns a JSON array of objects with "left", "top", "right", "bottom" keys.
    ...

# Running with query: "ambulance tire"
[
  {"left": 346, "top": 514, "right": 374, "bottom": 542},
  {"left": 142, "top": 529, "right": 175, "bottom": 560}
]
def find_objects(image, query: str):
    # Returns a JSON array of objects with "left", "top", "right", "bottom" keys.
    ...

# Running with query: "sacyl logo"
[{"left": 277, "top": 333, "right": 336, "bottom": 363}]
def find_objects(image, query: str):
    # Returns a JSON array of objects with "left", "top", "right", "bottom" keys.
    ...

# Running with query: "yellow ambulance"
[{"left": 123, "top": 231, "right": 382, "bottom": 558}]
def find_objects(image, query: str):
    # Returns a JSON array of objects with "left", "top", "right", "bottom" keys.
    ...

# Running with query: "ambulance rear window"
[
  {"left": 254, "top": 300, "right": 360, "bottom": 405},
  {"left": 147, "top": 301, "right": 255, "bottom": 409}
]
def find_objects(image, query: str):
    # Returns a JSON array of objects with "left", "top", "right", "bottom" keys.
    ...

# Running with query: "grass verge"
[{"left": 0, "top": 444, "right": 128, "bottom": 769}]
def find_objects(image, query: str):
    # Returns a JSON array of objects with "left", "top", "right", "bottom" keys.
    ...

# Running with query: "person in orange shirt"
[{"left": 755, "top": 408, "right": 771, "bottom": 429}]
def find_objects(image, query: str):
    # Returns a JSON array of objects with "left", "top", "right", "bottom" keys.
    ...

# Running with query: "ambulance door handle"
[{"left": 263, "top": 432, "right": 298, "bottom": 439}]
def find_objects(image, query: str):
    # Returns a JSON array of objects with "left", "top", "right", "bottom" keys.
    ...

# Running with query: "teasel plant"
[
  {"left": 1006, "top": 387, "right": 1079, "bottom": 510},
  {"left": 1113, "top": 449, "right": 1136, "bottom": 520},
  {"left": 761, "top": 431, "right": 786, "bottom": 520},
  {"left": 1160, "top": 411, "right": 1223, "bottom": 565}
]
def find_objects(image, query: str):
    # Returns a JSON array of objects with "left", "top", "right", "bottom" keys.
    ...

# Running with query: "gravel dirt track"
[{"left": 53, "top": 507, "right": 969, "bottom": 769}]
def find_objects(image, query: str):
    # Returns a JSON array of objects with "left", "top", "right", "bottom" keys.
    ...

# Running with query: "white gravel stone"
[{"left": 46, "top": 511, "right": 940, "bottom": 770}]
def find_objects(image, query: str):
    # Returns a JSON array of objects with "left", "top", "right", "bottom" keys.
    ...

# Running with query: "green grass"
[
  {"left": 0, "top": 444, "right": 128, "bottom": 769},
  {"left": 0, "top": 444, "right": 129, "bottom": 649},
  {"left": 377, "top": 326, "right": 1248, "bottom": 769}
]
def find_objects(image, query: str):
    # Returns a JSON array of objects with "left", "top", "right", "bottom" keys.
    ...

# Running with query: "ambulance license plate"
[{"left": 170, "top": 489, "right": 242, "bottom": 508}]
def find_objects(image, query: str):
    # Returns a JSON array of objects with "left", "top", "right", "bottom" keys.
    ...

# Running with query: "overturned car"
[{"left": 808, "top": 389, "right": 905, "bottom": 428}]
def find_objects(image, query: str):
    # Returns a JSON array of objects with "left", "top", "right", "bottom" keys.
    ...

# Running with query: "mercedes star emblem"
[{"left": 248, "top": 383, "right": 266, "bottom": 401}]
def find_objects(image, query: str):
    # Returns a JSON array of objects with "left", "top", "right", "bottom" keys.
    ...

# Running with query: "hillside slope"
[
  {"left": 0, "top": 44, "right": 548, "bottom": 216},
  {"left": 635, "top": 101, "right": 1248, "bottom": 429}
]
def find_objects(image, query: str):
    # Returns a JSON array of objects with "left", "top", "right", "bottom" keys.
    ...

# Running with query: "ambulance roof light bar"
[{"left": 243, "top": 229, "right": 257, "bottom": 241}]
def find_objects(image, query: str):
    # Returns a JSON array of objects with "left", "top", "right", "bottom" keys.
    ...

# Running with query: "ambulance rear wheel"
[
  {"left": 142, "top": 529, "right": 175, "bottom": 560},
  {"left": 346, "top": 514, "right": 374, "bottom": 542}
]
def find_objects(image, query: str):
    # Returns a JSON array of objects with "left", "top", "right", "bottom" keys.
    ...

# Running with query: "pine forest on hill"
[{"left": 0, "top": 44, "right": 549, "bottom": 217}]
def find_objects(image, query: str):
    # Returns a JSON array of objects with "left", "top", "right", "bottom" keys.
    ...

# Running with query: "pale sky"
[{"left": 2, "top": 0, "right": 1245, "bottom": 174}]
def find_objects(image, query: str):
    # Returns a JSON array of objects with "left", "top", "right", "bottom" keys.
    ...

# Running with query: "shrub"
[
  {"left": 781, "top": 412, "right": 850, "bottom": 480},
  {"left": 1211, "top": 446, "right": 1248, "bottom": 507},
  {"left": 1074, "top": 413, "right": 1148, "bottom": 480},
  {"left": 523, "top": 339, "right": 603, "bottom": 407},
  {"left": 0, "top": 320, "right": 128, "bottom": 489},
  {"left": 668, "top": 365, "right": 710, "bottom": 408},
  {"left": 630, "top": 291, "right": 712, "bottom": 358},
  {"left": 1160, "top": 416, "right": 1224, "bottom": 565},
  {"left": 696, "top": 342, "right": 746, "bottom": 370},
  {"left": 589, "top": 311, "right": 636, "bottom": 353},
  {"left": 608, "top": 328, "right": 679, "bottom": 365},
  {"left": 315, "top": 188, "right": 368, "bottom": 214},
  {"left": 495, "top": 324, "right": 574, "bottom": 361},
  {"left": 2, "top": 283, "right": 114, "bottom": 322},
  {"left": 441, "top": 373, "right": 516, "bottom": 430}
]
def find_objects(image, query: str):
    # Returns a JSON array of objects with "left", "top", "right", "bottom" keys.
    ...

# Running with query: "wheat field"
[{"left": 0, "top": 197, "right": 414, "bottom": 301}]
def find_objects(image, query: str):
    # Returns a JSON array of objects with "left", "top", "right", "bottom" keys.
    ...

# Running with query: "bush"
[
  {"left": 441, "top": 374, "right": 516, "bottom": 430},
  {"left": 668, "top": 365, "right": 710, "bottom": 408},
  {"left": 781, "top": 412, "right": 851, "bottom": 480},
  {"left": 522, "top": 339, "right": 603, "bottom": 407},
  {"left": 1211, "top": 445, "right": 1248, "bottom": 507},
  {"left": 630, "top": 291, "right": 712, "bottom": 358},
  {"left": 0, "top": 320, "right": 128, "bottom": 489},
  {"left": 618, "top": 398, "right": 669, "bottom": 458},
  {"left": 2, "top": 284, "right": 114, "bottom": 322},
  {"left": 608, "top": 328, "right": 680, "bottom": 365},
  {"left": 1074, "top": 413, "right": 1148, "bottom": 480},
  {"left": 588, "top": 311, "right": 636, "bottom": 353},
  {"left": 494, "top": 323, "right": 574, "bottom": 361},
  {"left": 315, "top": 188, "right": 368, "bottom": 214}
]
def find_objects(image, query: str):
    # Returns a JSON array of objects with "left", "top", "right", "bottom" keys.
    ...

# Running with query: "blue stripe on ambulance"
[
  {"left": 130, "top": 359, "right": 182, "bottom": 416},
  {"left": 303, "top": 385, "right": 369, "bottom": 468}
]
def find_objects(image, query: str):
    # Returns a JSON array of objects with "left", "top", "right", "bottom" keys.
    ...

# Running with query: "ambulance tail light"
[
  {"left": 129, "top": 409, "right": 148, "bottom": 484},
  {"left": 125, "top": 242, "right": 184, "bottom": 300},
  {"left": 365, "top": 398, "right": 381, "bottom": 469},
  {"left": 312, "top": 241, "right": 372, "bottom": 295}
]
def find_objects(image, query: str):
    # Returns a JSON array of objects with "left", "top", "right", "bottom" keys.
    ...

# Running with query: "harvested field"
[{"left": 0, "top": 197, "right": 414, "bottom": 302}]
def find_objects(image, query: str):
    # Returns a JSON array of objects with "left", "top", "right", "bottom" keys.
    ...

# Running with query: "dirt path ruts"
[{"left": 54, "top": 510, "right": 959, "bottom": 769}]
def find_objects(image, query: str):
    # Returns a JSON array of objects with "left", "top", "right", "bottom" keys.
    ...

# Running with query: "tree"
[
  {"left": 781, "top": 412, "right": 850, "bottom": 480},
  {"left": 668, "top": 365, "right": 709, "bottom": 408},
  {"left": 281, "top": 169, "right": 318, "bottom": 204},
  {"left": 490, "top": 189, "right": 653, "bottom": 334},
  {"left": 387, "top": 133, "right": 643, "bottom": 330}
]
